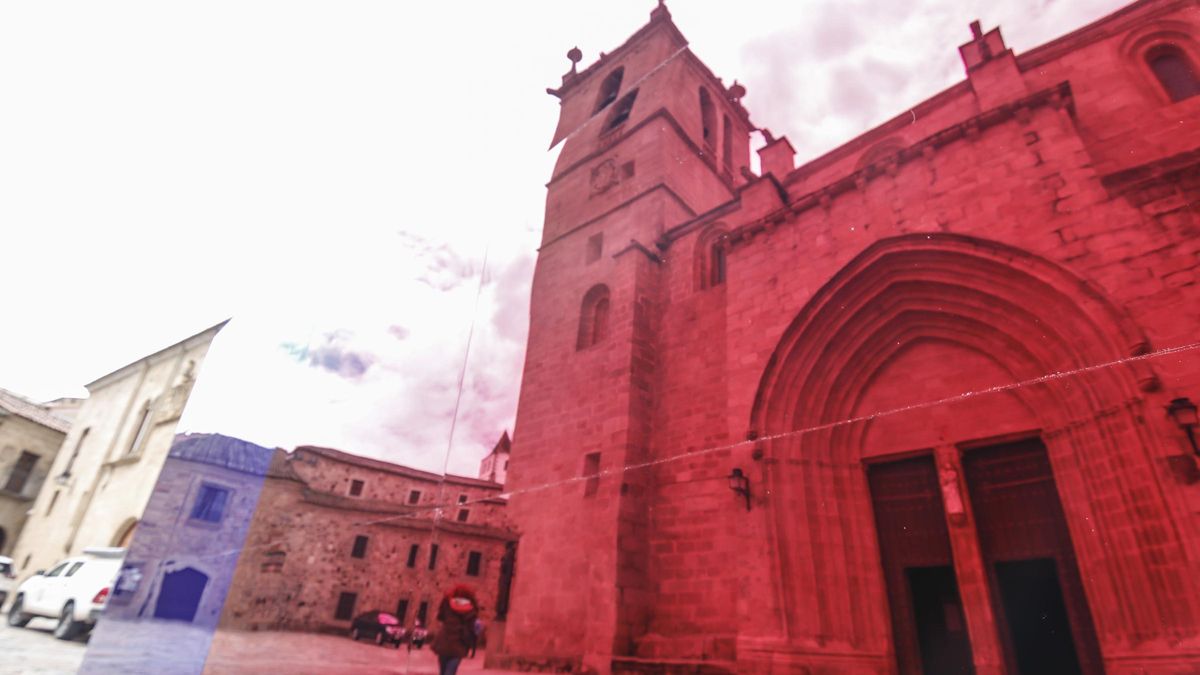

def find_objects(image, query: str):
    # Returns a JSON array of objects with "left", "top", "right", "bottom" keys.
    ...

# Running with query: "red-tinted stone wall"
[{"left": 501, "top": 2, "right": 1200, "bottom": 673}]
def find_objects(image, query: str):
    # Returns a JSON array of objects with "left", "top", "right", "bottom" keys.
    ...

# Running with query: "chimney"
[{"left": 757, "top": 135, "right": 796, "bottom": 180}]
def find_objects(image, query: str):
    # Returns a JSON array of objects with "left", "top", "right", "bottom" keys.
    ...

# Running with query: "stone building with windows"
[
  {"left": 9, "top": 321, "right": 225, "bottom": 580},
  {"left": 0, "top": 389, "right": 70, "bottom": 555},
  {"left": 218, "top": 444, "right": 516, "bottom": 635},
  {"left": 99, "top": 433, "right": 274, "bottom": 628},
  {"left": 498, "top": 1, "right": 1200, "bottom": 673}
]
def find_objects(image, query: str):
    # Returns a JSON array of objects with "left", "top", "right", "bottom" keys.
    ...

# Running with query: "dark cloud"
[{"left": 281, "top": 332, "right": 376, "bottom": 381}]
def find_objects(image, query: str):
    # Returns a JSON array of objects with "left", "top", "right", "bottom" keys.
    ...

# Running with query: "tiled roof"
[
  {"left": 294, "top": 445, "right": 503, "bottom": 490},
  {"left": 169, "top": 433, "right": 275, "bottom": 476},
  {"left": 0, "top": 388, "right": 71, "bottom": 434}
]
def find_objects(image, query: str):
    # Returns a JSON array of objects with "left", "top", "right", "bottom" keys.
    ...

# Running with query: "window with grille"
[
  {"left": 3, "top": 451, "right": 39, "bottom": 494},
  {"left": 190, "top": 484, "right": 230, "bottom": 523},
  {"left": 335, "top": 592, "right": 357, "bottom": 620},
  {"left": 351, "top": 535, "right": 369, "bottom": 559}
]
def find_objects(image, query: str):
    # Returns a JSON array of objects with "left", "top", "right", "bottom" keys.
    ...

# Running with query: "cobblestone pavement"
[
  {"left": 0, "top": 615, "right": 88, "bottom": 675},
  {"left": 79, "top": 618, "right": 215, "bottom": 675},
  {"left": 203, "top": 630, "right": 518, "bottom": 675}
]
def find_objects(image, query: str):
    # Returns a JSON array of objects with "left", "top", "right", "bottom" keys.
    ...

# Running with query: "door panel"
[
  {"left": 962, "top": 439, "right": 1102, "bottom": 675},
  {"left": 868, "top": 456, "right": 975, "bottom": 675}
]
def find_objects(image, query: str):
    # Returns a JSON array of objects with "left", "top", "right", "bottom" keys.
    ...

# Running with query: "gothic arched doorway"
[
  {"left": 154, "top": 566, "right": 208, "bottom": 622},
  {"left": 749, "top": 233, "right": 1198, "bottom": 674}
]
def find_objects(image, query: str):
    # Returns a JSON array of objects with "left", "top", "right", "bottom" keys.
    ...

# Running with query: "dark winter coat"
[{"left": 431, "top": 595, "right": 478, "bottom": 658}]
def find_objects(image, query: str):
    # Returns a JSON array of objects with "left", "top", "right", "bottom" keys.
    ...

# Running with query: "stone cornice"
[
  {"left": 538, "top": 183, "right": 696, "bottom": 252},
  {"left": 547, "top": 106, "right": 736, "bottom": 194},
  {"left": 723, "top": 82, "right": 1075, "bottom": 251},
  {"left": 1016, "top": 0, "right": 1190, "bottom": 71}
]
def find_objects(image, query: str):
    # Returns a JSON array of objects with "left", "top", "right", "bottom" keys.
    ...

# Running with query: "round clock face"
[{"left": 590, "top": 159, "right": 618, "bottom": 193}]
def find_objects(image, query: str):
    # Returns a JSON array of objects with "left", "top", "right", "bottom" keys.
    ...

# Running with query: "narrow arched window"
[
  {"left": 1147, "top": 46, "right": 1200, "bottom": 102},
  {"left": 710, "top": 242, "right": 726, "bottom": 286},
  {"left": 591, "top": 298, "right": 610, "bottom": 344},
  {"left": 577, "top": 285, "right": 611, "bottom": 350},
  {"left": 604, "top": 90, "right": 638, "bottom": 132},
  {"left": 594, "top": 67, "right": 624, "bottom": 113},
  {"left": 699, "top": 88, "right": 716, "bottom": 149},
  {"left": 694, "top": 227, "right": 728, "bottom": 291},
  {"left": 722, "top": 114, "right": 733, "bottom": 169}
]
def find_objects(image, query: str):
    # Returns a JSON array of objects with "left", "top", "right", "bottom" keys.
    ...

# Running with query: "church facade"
[{"left": 498, "top": 1, "right": 1200, "bottom": 673}]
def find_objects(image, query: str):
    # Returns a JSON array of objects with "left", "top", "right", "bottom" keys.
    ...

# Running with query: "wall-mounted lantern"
[
  {"left": 1166, "top": 397, "right": 1200, "bottom": 457},
  {"left": 728, "top": 468, "right": 751, "bottom": 511}
]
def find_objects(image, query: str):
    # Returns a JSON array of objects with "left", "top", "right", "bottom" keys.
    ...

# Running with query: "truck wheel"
[
  {"left": 6, "top": 596, "right": 31, "bottom": 628},
  {"left": 53, "top": 602, "right": 84, "bottom": 640}
]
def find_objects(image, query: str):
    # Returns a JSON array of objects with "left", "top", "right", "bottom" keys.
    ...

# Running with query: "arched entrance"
[
  {"left": 113, "top": 518, "right": 138, "bottom": 549},
  {"left": 749, "top": 234, "right": 1199, "bottom": 673},
  {"left": 154, "top": 566, "right": 208, "bottom": 622}
]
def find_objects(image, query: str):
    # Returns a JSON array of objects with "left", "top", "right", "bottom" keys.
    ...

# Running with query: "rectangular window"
[
  {"left": 583, "top": 452, "right": 601, "bottom": 497},
  {"left": 586, "top": 233, "right": 603, "bottom": 264},
  {"left": 335, "top": 592, "right": 357, "bottom": 620},
  {"left": 396, "top": 599, "right": 409, "bottom": 623},
  {"left": 63, "top": 428, "right": 88, "bottom": 478},
  {"left": 428, "top": 544, "right": 439, "bottom": 570},
  {"left": 467, "top": 551, "right": 482, "bottom": 577},
  {"left": 407, "top": 544, "right": 419, "bottom": 568},
  {"left": 457, "top": 509, "right": 469, "bottom": 523},
  {"left": 408, "top": 490, "right": 421, "bottom": 505},
  {"left": 127, "top": 404, "right": 153, "bottom": 456},
  {"left": 458, "top": 494, "right": 468, "bottom": 504},
  {"left": 190, "top": 484, "right": 231, "bottom": 523},
  {"left": 351, "top": 535, "right": 369, "bottom": 559},
  {"left": 3, "top": 451, "right": 39, "bottom": 494},
  {"left": 417, "top": 601, "right": 429, "bottom": 624},
  {"left": 349, "top": 479, "right": 364, "bottom": 497}
]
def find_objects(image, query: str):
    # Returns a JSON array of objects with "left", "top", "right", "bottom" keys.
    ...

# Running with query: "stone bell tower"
[{"left": 497, "top": 2, "right": 754, "bottom": 672}]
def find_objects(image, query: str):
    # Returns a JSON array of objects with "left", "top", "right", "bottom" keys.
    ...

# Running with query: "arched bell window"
[
  {"left": 577, "top": 285, "right": 612, "bottom": 350},
  {"left": 594, "top": 67, "right": 624, "bottom": 113},
  {"left": 1146, "top": 45, "right": 1200, "bottom": 102},
  {"left": 604, "top": 90, "right": 639, "bottom": 132}
]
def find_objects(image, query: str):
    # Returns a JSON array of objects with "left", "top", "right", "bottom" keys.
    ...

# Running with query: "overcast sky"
[{"left": 1, "top": 0, "right": 1129, "bottom": 476}]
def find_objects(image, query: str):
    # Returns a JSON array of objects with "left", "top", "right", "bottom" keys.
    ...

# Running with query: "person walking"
[
  {"left": 431, "top": 584, "right": 478, "bottom": 675},
  {"left": 468, "top": 617, "right": 485, "bottom": 658}
]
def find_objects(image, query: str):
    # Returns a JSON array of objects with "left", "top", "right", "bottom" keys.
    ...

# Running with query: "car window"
[
  {"left": 0, "top": 561, "right": 11, "bottom": 575},
  {"left": 64, "top": 562, "right": 85, "bottom": 577},
  {"left": 45, "top": 562, "right": 70, "bottom": 577}
]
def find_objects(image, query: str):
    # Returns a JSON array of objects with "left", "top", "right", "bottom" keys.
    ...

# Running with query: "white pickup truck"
[{"left": 7, "top": 547, "right": 124, "bottom": 640}]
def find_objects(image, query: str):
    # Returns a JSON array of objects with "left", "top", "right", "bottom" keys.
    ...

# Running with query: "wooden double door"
[{"left": 867, "top": 439, "right": 1102, "bottom": 675}]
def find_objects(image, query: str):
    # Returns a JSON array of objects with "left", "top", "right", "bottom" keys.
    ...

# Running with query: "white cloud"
[{"left": 2, "top": 0, "right": 1132, "bottom": 475}]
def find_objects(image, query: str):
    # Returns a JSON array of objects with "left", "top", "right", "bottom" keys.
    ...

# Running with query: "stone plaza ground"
[
  {"left": 204, "top": 630, "right": 513, "bottom": 675},
  {"left": 1, "top": 612, "right": 520, "bottom": 675},
  {"left": 0, "top": 617, "right": 88, "bottom": 675}
]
